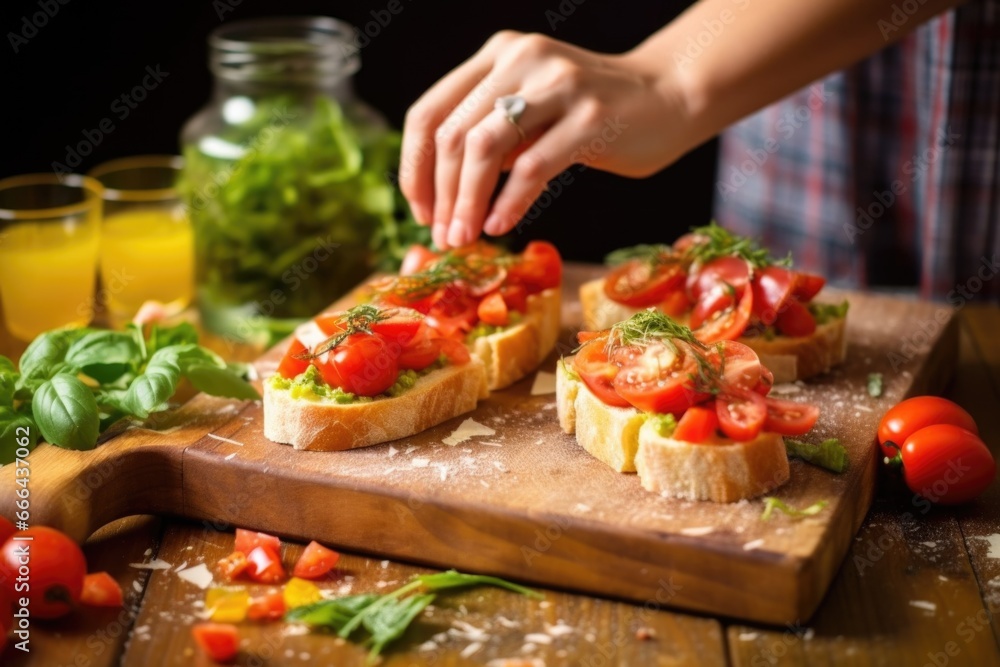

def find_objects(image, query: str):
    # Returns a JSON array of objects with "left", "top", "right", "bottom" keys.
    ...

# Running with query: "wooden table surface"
[{"left": 3, "top": 271, "right": 1000, "bottom": 666}]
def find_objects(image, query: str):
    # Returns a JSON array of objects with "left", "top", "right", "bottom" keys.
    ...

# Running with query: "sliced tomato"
[
  {"left": 754, "top": 365, "right": 774, "bottom": 396},
  {"left": 694, "top": 283, "right": 753, "bottom": 343},
  {"left": 507, "top": 241, "right": 562, "bottom": 292},
  {"left": 499, "top": 284, "right": 528, "bottom": 313},
  {"left": 576, "top": 330, "right": 605, "bottom": 345},
  {"left": 462, "top": 264, "right": 508, "bottom": 297},
  {"left": 715, "top": 340, "right": 762, "bottom": 391},
  {"left": 246, "top": 546, "right": 286, "bottom": 584},
  {"left": 603, "top": 260, "right": 685, "bottom": 307},
  {"left": 716, "top": 389, "right": 767, "bottom": 441},
  {"left": 277, "top": 338, "right": 310, "bottom": 379},
  {"left": 793, "top": 272, "right": 826, "bottom": 302},
  {"left": 477, "top": 291, "right": 509, "bottom": 326},
  {"left": 612, "top": 341, "right": 705, "bottom": 415},
  {"left": 247, "top": 591, "right": 286, "bottom": 622},
  {"left": 369, "top": 307, "right": 424, "bottom": 347},
  {"left": 235, "top": 529, "right": 281, "bottom": 556},
  {"left": 687, "top": 256, "right": 750, "bottom": 301},
  {"left": 752, "top": 266, "right": 796, "bottom": 325},
  {"left": 672, "top": 232, "right": 706, "bottom": 253},
  {"left": 690, "top": 286, "right": 735, "bottom": 330},
  {"left": 674, "top": 404, "right": 720, "bottom": 443},
  {"left": 763, "top": 397, "right": 820, "bottom": 436},
  {"left": 395, "top": 323, "right": 442, "bottom": 370},
  {"left": 572, "top": 338, "right": 632, "bottom": 408},
  {"left": 313, "top": 314, "right": 346, "bottom": 337},
  {"left": 659, "top": 289, "right": 693, "bottom": 317},
  {"left": 216, "top": 551, "right": 249, "bottom": 583},
  {"left": 192, "top": 623, "right": 240, "bottom": 662},
  {"left": 425, "top": 286, "right": 479, "bottom": 337},
  {"left": 401, "top": 244, "right": 440, "bottom": 276},
  {"left": 438, "top": 337, "right": 471, "bottom": 365},
  {"left": 775, "top": 298, "right": 817, "bottom": 337},
  {"left": 315, "top": 333, "right": 399, "bottom": 396},
  {"left": 292, "top": 541, "right": 341, "bottom": 580},
  {"left": 80, "top": 572, "right": 123, "bottom": 607}
]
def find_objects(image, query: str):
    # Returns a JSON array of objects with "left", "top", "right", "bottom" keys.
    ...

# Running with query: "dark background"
[{"left": 0, "top": 0, "right": 713, "bottom": 260}]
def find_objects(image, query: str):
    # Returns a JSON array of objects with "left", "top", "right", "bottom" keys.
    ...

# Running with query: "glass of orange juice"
[
  {"left": 88, "top": 156, "right": 194, "bottom": 327},
  {"left": 0, "top": 174, "right": 103, "bottom": 341}
]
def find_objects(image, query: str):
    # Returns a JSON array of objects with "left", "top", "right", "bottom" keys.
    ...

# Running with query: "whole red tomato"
[
  {"left": 0, "top": 527, "right": 87, "bottom": 619},
  {"left": 900, "top": 424, "right": 995, "bottom": 505},
  {"left": 878, "top": 396, "right": 979, "bottom": 458},
  {"left": 0, "top": 518, "right": 14, "bottom": 547}
]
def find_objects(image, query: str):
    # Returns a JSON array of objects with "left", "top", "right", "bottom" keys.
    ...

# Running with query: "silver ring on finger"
[{"left": 494, "top": 94, "right": 527, "bottom": 142}]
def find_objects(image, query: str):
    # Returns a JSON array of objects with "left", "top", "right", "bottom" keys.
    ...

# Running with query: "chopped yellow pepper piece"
[
  {"left": 283, "top": 577, "right": 322, "bottom": 609},
  {"left": 205, "top": 587, "right": 250, "bottom": 623}
]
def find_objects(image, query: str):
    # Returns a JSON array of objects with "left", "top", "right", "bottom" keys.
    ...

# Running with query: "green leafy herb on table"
[
  {"left": 784, "top": 438, "right": 848, "bottom": 473},
  {"left": 0, "top": 323, "right": 258, "bottom": 456},
  {"left": 286, "top": 569, "right": 543, "bottom": 663},
  {"left": 760, "top": 497, "right": 829, "bottom": 521}
]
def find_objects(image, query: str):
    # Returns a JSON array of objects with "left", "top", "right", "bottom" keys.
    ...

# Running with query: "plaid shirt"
[{"left": 713, "top": 0, "right": 1000, "bottom": 302}]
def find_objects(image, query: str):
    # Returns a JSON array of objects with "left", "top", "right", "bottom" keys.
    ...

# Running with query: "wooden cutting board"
[{"left": 6, "top": 265, "right": 957, "bottom": 625}]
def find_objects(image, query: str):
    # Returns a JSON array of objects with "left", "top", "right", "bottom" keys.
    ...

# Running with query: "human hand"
[{"left": 399, "top": 31, "right": 690, "bottom": 249}]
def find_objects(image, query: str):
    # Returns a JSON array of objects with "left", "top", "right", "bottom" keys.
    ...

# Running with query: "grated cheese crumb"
[
  {"left": 530, "top": 371, "right": 557, "bottom": 395},
  {"left": 176, "top": 564, "right": 214, "bottom": 590},
  {"left": 443, "top": 418, "right": 496, "bottom": 446}
]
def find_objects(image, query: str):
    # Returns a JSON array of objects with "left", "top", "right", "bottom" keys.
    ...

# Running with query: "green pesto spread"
[
  {"left": 647, "top": 413, "right": 677, "bottom": 438},
  {"left": 558, "top": 358, "right": 580, "bottom": 382},
  {"left": 465, "top": 311, "right": 523, "bottom": 344},
  {"left": 808, "top": 300, "right": 849, "bottom": 325},
  {"left": 269, "top": 364, "right": 426, "bottom": 403}
]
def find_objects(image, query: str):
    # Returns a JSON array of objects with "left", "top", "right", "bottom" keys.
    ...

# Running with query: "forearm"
[{"left": 626, "top": 0, "right": 962, "bottom": 150}]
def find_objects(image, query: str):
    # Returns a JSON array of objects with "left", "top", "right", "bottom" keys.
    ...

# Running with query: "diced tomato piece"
[
  {"left": 499, "top": 284, "right": 528, "bottom": 313},
  {"left": 659, "top": 289, "right": 693, "bottom": 317},
  {"left": 401, "top": 244, "right": 440, "bottom": 276},
  {"left": 438, "top": 337, "right": 471, "bottom": 365},
  {"left": 395, "top": 323, "right": 442, "bottom": 370},
  {"left": 216, "top": 551, "right": 249, "bottom": 583},
  {"left": 764, "top": 397, "right": 820, "bottom": 436},
  {"left": 192, "top": 623, "right": 240, "bottom": 662},
  {"left": 716, "top": 389, "right": 767, "bottom": 441},
  {"left": 80, "top": 572, "right": 123, "bottom": 607},
  {"left": 673, "top": 404, "right": 720, "bottom": 443},
  {"left": 774, "top": 298, "right": 817, "bottom": 337},
  {"left": 792, "top": 272, "right": 826, "bottom": 302},
  {"left": 292, "top": 541, "right": 341, "bottom": 580},
  {"left": 576, "top": 330, "right": 605, "bottom": 345},
  {"left": 245, "top": 546, "right": 286, "bottom": 584},
  {"left": 477, "top": 292, "right": 509, "bottom": 326},
  {"left": 247, "top": 591, "right": 286, "bottom": 622},
  {"left": 507, "top": 241, "right": 562, "bottom": 292},
  {"left": 234, "top": 529, "right": 281, "bottom": 556},
  {"left": 277, "top": 338, "right": 310, "bottom": 379},
  {"left": 368, "top": 307, "right": 423, "bottom": 348}
]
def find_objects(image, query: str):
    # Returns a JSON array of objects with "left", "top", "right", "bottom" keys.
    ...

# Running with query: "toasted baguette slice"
[
  {"left": 472, "top": 286, "right": 561, "bottom": 391},
  {"left": 556, "top": 359, "right": 789, "bottom": 501},
  {"left": 264, "top": 358, "right": 489, "bottom": 451},
  {"left": 580, "top": 277, "right": 847, "bottom": 383}
]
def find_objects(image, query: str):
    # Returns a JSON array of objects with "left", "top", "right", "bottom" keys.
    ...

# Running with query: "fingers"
[
  {"left": 446, "top": 95, "right": 560, "bottom": 247},
  {"left": 400, "top": 31, "right": 520, "bottom": 226}
]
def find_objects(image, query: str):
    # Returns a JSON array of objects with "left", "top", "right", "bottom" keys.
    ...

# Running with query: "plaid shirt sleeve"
[{"left": 713, "top": 0, "right": 1000, "bottom": 302}]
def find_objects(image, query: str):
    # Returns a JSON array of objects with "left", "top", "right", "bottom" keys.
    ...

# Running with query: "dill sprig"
[
  {"left": 685, "top": 221, "right": 791, "bottom": 269},
  {"left": 603, "top": 244, "right": 677, "bottom": 267},
  {"left": 608, "top": 310, "right": 704, "bottom": 349},
  {"left": 371, "top": 248, "right": 512, "bottom": 300},
  {"left": 294, "top": 304, "right": 403, "bottom": 360}
]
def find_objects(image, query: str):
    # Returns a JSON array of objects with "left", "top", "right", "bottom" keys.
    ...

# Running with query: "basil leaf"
[
  {"left": 65, "top": 331, "right": 141, "bottom": 384},
  {"left": 0, "top": 356, "right": 18, "bottom": 408},
  {"left": 285, "top": 594, "right": 380, "bottom": 630},
  {"left": 364, "top": 594, "right": 435, "bottom": 659},
  {"left": 0, "top": 408, "right": 38, "bottom": 465},
  {"left": 126, "top": 323, "right": 147, "bottom": 361},
  {"left": 785, "top": 438, "right": 848, "bottom": 473},
  {"left": 17, "top": 329, "right": 86, "bottom": 388},
  {"left": 413, "top": 570, "right": 544, "bottom": 598},
  {"left": 31, "top": 375, "right": 100, "bottom": 450},
  {"left": 146, "top": 322, "right": 199, "bottom": 356},
  {"left": 121, "top": 349, "right": 181, "bottom": 419},
  {"left": 183, "top": 364, "right": 260, "bottom": 400}
]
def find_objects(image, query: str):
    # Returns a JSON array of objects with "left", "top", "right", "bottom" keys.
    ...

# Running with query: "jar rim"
[{"left": 209, "top": 16, "right": 360, "bottom": 84}]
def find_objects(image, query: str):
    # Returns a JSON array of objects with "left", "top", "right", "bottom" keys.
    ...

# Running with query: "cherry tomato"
[
  {"left": 774, "top": 298, "right": 817, "bottom": 337},
  {"left": 0, "top": 584, "right": 12, "bottom": 650},
  {"left": 673, "top": 404, "right": 720, "bottom": 443},
  {"left": 292, "top": 541, "right": 341, "bottom": 580},
  {"left": 793, "top": 272, "right": 826, "bottom": 301},
  {"left": 576, "top": 330, "right": 605, "bottom": 345},
  {"left": 694, "top": 283, "right": 753, "bottom": 343},
  {"left": 716, "top": 389, "right": 767, "bottom": 441},
  {"left": 192, "top": 623, "right": 240, "bottom": 662},
  {"left": 395, "top": 324, "right": 442, "bottom": 371},
  {"left": 899, "top": 424, "right": 995, "bottom": 505},
  {"left": 277, "top": 338, "right": 310, "bottom": 379},
  {"left": 313, "top": 314, "right": 346, "bottom": 337},
  {"left": 763, "top": 397, "right": 820, "bottom": 436},
  {"left": 0, "top": 527, "right": 87, "bottom": 619},
  {"left": 612, "top": 341, "right": 706, "bottom": 415},
  {"left": 245, "top": 546, "right": 285, "bottom": 584},
  {"left": 400, "top": 244, "right": 440, "bottom": 276},
  {"left": 247, "top": 591, "right": 286, "bottom": 622},
  {"left": 234, "top": 529, "right": 281, "bottom": 556},
  {"left": 659, "top": 289, "right": 693, "bottom": 317},
  {"left": 216, "top": 551, "right": 249, "bottom": 583},
  {"left": 754, "top": 365, "right": 775, "bottom": 396},
  {"left": 751, "top": 266, "right": 795, "bottom": 325},
  {"left": 437, "top": 337, "right": 471, "bottom": 365},
  {"left": 425, "top": 286, "right": 479, "bottom": 338},
  {"left": 477, "top": 291, "right": 509, "bottom": 326},
  {"left": 604, "top": 260, "right": 686, "bottom": 307},
  {"left": 499, "top": 284, "right": 528, "bottom": 313},
  {"left": 690, "top": 286, "right": 736, "bottom": 330},
  {"left": 315, "top": 333, "right": 399, "bottom": 396},
  {"left": 572, "top": 337, "right": 632, "bottom": 408},
  {"left": 687, "top": 256, "right": 750, "bottom": 301},
  {"left": 461, "top": 264, "right": 508, "bottom": 297},
  {"left": 0, "top": 518, "right": 14, "bottom": 546},
  {"left": 368, "top": 308, "right": 423, "bottom": 349},
  {"left": 715, "top": 340, "right": 762, "bottom": 392},
  {"left": 508, "top": 241, "right": 562, "bottom": 292},
  {"left": 877, "top": 396, "right": 979, "bottom": 458},
  {"left": 80, "top": 572, "right": 123, "bottom": 607}
]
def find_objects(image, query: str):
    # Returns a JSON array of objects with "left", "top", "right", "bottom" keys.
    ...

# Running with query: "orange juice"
[
  {"left": 99, "top": 208, "right": 194, "bottom": 325},
  {"left": 0, "top": 221, "right": 100, "bottom": 340}
]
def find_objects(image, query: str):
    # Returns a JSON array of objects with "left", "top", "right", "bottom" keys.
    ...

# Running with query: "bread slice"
[
  {"left": 264, "top": 359, "right": 489, "bottom": 451},
  {"left": 579, "top": 277, "right": 847, "bottom": 383},
  {"left": 556, "top": 358, "right": 789, "bottom": 502},
  {"left": 472, "top": 286, "right": 561, "bottom": 390}
]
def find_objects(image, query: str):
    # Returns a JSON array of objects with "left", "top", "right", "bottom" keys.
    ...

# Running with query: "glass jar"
[{"left": 179, "top": 16, "right": 398, "bottom": 345}]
